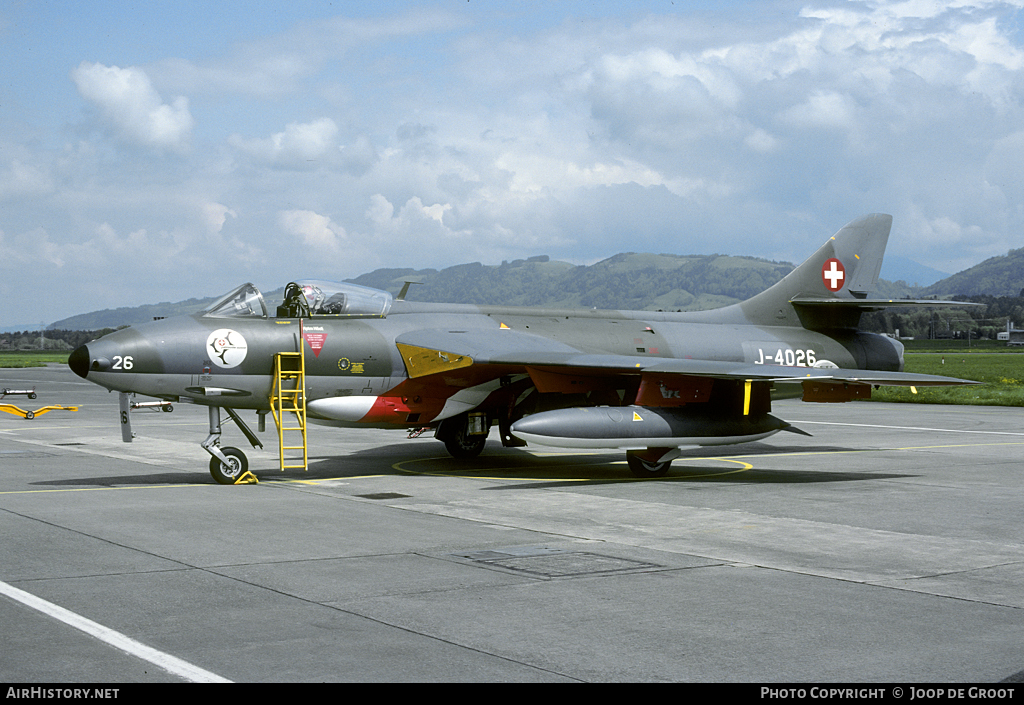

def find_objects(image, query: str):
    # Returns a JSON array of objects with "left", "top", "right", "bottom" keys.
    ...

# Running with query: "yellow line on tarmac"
[
  {"left": 0, "top": 484, "right": 208, "bottom": 496},
  {"left": 0, "top": 474, "right": 397, "bottom": 494},
  {"left": 267, "top": 475, "right": 387, "bottom": 485},
  {"left": 722, "top": 440, "right": 1024, "bottom": 462}
]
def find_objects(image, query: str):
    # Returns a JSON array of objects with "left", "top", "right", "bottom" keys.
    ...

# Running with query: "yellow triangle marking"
[{"left": 632, "top": 411, "right": 643, "bottom": 421}]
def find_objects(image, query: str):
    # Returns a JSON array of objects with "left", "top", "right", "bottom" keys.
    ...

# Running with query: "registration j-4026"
[{"left": 753, "top": 348, "right": 816, "bottom": 367}]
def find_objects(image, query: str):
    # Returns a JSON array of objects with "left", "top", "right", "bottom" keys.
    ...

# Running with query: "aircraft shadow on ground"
[
  {"left": 300, "top": 440, "right": 919, "bottom": 489},
  {"left": 28, "top": 441, "right": 916, "bottom": 488},
  {"left": 30, "top": 472, "right": 216, "bottom": 488}
]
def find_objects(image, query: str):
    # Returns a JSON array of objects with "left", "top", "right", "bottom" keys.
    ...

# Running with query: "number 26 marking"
[{"left": 112, "top": 355, "right": 134, "bottom": 370}]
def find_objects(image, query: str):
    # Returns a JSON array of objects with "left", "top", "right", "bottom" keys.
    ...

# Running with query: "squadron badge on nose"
[{"left": 207, "top": 329, "right": 248, "bottom": 368}]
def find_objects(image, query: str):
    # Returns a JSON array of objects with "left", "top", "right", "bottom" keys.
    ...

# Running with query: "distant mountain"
[
  {"left": 48, "top": 249, "right": 945, "bottom": 331},
  {"left": 878, "top": 255, "right": 949, "bottom": 287},
  {"left": 924, "top": 247, "right": 1024, "bottom": 298},
  {"left": 1, "top": 324, "right": 46, "bottom": 334},
  {"left": 50, "top": 298, "right": 220, "bottom": 331},
  {"left": 349, "top": 252, "right": 797, "bottom": 311}
]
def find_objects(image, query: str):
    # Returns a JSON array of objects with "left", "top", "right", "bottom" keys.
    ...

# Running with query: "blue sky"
[{"left": 3, "top": 0, "right": 1024, "bottom": 325}]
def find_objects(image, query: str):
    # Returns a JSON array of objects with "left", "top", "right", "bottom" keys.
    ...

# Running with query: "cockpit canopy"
[
  {"left": 201, "top": 283, "right": 268, "bottom": 319},
  {"left": 278, "top": 280, "right": 393, "bottom": 318},
  {"left": 201, "top": 280, "right": 393, "bottom": 319}
]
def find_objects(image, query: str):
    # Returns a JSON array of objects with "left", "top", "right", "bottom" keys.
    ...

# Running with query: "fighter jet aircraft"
[{"left": 69, "top": 214, "right": 975, "bottom": 483}]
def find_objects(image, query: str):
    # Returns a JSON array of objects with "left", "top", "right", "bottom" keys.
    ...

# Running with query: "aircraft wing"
[
  {"left": 787, "top": 297, "right": 984, "bottom": 330},
  {"left": 394, "top": 329, "right": 976, "bottom": 388},
  {"left": 397, "top": 327, "right": 584, "bottom": 362}
]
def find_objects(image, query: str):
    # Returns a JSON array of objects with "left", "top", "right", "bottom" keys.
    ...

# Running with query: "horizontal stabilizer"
[{"left": 790, "top": 296, "right": 982, "bottom": 312}]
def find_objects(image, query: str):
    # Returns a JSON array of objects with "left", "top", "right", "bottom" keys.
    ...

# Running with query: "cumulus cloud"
[
  {"left": 202, "top": 203, "right": 238, "bottom": 234},
  {"left": 366, "top": 194, "right": 452, "bottom": 235},
  {"left": 0, "top": 159, "right": 53, "bottom": 201},
  {"left": 338, "top": 135, "right": 379, "bottom": 176},
  {"left": 71, "top": 62, "right": 194, "bottom": 151},
  {"left": 779, "top": 91, "right": 856, "bottom": 130},
  {"left": 745, "top": 128, "right": 779, "bottom": 153},
  {"left": 147, "top": 9, "right": 468, "bottom": 99},
  {"left": 278, "top": 209, "right": 348, "bottom": 255},
  {"left": 11, "top": 2, "right": 1024, "bottom": 325},
  {"left": 361, "top": 193, "right": 541, "bottom": 267},
  {"left": 229, "top": 118, "right": 339, "bottom": 169}
]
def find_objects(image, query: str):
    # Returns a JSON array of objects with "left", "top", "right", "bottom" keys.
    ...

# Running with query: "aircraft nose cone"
[{"left": 68, "top": 345, "right": 90, "bottom": 379}]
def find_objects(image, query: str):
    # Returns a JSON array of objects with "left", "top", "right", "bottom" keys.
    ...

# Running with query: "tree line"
[
  {"left": 860, "top": 295, "right": 1024, "bottom": 339},
  {"left": 0, "top": 328, "right": 121, "bottom": 351}
]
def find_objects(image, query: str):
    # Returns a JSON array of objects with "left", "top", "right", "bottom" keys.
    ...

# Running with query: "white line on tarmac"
[
  {"left": 792, "top": 420, "right": 1024, "bottom": 436},
  {"left": 0, "top": 579, "right": 231, "bottom": 683}
]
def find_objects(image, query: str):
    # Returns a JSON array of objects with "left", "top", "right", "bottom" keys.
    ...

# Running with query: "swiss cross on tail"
[{"left": 822, "top": 258, "right": 845, "bottom": 292}]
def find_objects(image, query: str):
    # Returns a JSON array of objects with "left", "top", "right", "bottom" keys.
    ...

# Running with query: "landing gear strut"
[{"left": 202, "top": 406, "right": 262, "bottom": 484}]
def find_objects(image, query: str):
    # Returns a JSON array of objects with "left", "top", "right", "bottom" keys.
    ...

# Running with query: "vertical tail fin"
[{"left": 737, "top": 214, "right": 892, "bottom": 328}]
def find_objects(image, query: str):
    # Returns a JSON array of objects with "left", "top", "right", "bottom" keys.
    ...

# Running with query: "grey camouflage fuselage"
[{"left": 68, "top": 214, "right": 974, "bottom": 479}]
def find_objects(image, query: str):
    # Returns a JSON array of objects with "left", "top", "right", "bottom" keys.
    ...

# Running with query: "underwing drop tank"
[{"left": 509, "top": 405, "right": 796, "bottom": 450}]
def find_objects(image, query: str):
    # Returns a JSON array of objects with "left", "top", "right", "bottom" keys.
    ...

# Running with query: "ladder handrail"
[{"left": 270, "top": 351, "right": 308, "bottom": 471}]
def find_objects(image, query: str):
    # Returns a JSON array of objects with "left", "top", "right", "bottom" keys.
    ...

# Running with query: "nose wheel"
[{"left": 209, "top": 446, "right": 249, "bottom": 485}]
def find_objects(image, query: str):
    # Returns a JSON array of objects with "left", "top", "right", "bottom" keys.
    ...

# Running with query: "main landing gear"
[
  {"left": 435, "top": 411, "right": 490, "bottom": 458},
  {"left": 625, "top": 450, "right": 673, "bottom": 478},
  {"left": 436, "top": 411, "right": 678, "bottom": 479},
  {"left": 202, "top": 406, "right": 262, "bottom": 485}
]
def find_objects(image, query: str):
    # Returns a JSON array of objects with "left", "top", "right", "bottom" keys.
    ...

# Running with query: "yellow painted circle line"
[{"left": 392, "top": 454, "right": 753, "bottom": 481}]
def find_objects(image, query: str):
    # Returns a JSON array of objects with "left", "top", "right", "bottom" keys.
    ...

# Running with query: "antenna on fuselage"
[{"left": 396, "top": 281, "right": 422, "bottom": 301}]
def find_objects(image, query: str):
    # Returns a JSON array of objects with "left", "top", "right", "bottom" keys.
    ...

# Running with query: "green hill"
[
  {"left": 924, "top": 247, "right": 1024, "bottom": 298},
  {"left": 50, "top": 250, "right": 934, "bottom": 330},
  {"left": 350, "top": 252, "right": 796, "bottom": 311}
]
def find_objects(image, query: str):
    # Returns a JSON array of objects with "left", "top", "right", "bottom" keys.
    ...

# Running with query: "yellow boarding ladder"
[{"left": 270, "top": 351, "right": 308, "bottom": 472}]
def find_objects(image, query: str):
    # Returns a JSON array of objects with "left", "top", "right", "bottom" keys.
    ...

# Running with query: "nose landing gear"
[{"left": 202, "top": 406, "right": 262, "bottom": 484}]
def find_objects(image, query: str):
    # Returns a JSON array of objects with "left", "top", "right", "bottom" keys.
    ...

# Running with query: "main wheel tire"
[
  {"left": 438, "top": 413, "right": 488, "bottom": 459},
  {"left": 209, "top": 446, "right": 248, "bottom": 485},
  {"left": 444, "top": 433, "right": 487, "bottom": 459},
  {"left": 626, "top": 452, "right": 671, "bottom": 478}
]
